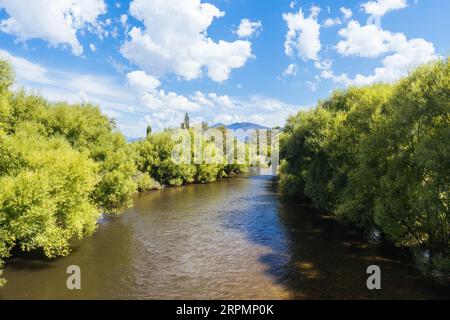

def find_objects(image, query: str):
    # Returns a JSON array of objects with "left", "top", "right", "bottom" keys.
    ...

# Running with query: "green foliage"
[
  {"left": 373, "top": 58, "right": 450, "bottom": 257},
  {"left": 135, "top": 171, "right": 162, "bottom": 192},
  {"left": 40, "top": 104, "right": 137, "bottom": 213},
  {"left": 1, "top": 95, "right": 138, "bottom": 214},
  {"left": 0, "top": 60, "right": 14, "bottom": 95},
  {"left": 0, "top": 59, "right": 137, "bottom": 285},
  {"left": 0, "top": 60, "right": 14, "bottom": 132},
  {"left": 0, "top": 126, "right": 99, "bottom": 285},
  {"left": 279, "top": 58, "right": 450, "bottom": 277},
  {"left": 134, "top": 129, "right": 242, "bottom": 187},
  {"left": 134, "top": 131, "right": 196, "bottom": 186}
]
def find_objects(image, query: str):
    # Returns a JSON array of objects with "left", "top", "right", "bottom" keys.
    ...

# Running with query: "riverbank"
[{"left": 279, "top": 59, "right": 450, "bottom": 282}]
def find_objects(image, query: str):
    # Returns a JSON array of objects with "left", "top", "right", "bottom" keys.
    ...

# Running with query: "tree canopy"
[
  {"left": 0, "top": 61, "right": 136, "bottom": 285},
  {"left": 279, "top": 58, "right": 450, "bottom": 278}
]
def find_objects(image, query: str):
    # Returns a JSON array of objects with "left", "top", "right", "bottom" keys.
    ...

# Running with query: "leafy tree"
[
  {"left": 0, "top": 60, "right": 14, "bottom": 95},
  {"left": 373, "top": 59, "right": 450, "bottom": 269},
  {"left": 279, "top": 58, "right": 450, "bottom": 278},
  {"left": 0, "top": 60, "right": 137, "bottom": 285},
  {"left": 134, "top": 130, "right": 196, "bottom": 186},
  {"left": 134, "top": 128, "right": 243, "bottom": 187},
  {"left": 0, "top": 125, "right": 99, "bottom": 285},
  {"left": 135, "top": 171, "right": 161, "bottom": 192}
]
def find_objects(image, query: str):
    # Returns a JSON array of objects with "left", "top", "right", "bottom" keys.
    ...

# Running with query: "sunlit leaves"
[{"left": 280, "top": 58, "right": 450, "bottom": 276}]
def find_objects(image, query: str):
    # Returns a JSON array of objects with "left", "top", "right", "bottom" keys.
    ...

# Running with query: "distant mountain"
[
  {"left": 126, "top": 136, "right": 144, "bottom": 143},
  {"left": 211, "top": 122, "right": 269, "bottom": 130}
]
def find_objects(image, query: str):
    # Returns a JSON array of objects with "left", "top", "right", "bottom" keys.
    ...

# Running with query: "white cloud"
[
  {"left": 126, "top": 71, "right": 161, "bottom": 93},
  {"left": 120, "top": 0, "right": 253, "bottom": 82},
  {"left": 324, "top": 17, "right": 342, "bottom": 28},
  {"left": 348, "top": 38, "right": 436, "bottom": 85},
  {"left": 0, "top": 0, "right": 106, "bottom": 56},
  {"left": 127, "top": 70, "right": 200, "bottom": 112},
  {"left": 0, "top": 49, "right": 305, "bottom": 136},
  {"left": 340, "top": 7, "right": 353, "bottom": 20},
  {"left": 283, "top": 6, "right": 322, "bottom": 61},
  {"left": 361, "top": 0, "right": 408, "bottom": 16},
  {"left": 328, "top": 21, "right": 436, "bottom": 86},
  {"left": 120, "top": 14, "right": 128, "bottom": 26},
  {"left": 89, "top": 43, "right": 96, "bottom": 52},
  {"left": 1, "top": 49, "right": 135, "bottom": 111},
  {"left": 78, "top": 90, "right": 89, "bottom": 104},
  {"left": 236, "top": 19, "right": 262, "bottom": 39},
  {"left": 336, "top": 20, "right": 405, "bottom": 58},
  {"left": 204, "top": 93, "right": 235, "bottom": 109},
  {"left": 282, "top": 63, "right": 298, "bottom": 77},
  {"left": 134, "top": 87, "right": 303, "bottom": 132},
  {"left": 120, "top": 14, "right": 129, "bottom": 33},
  {"left": 141, "top": 91, "right": 201, "bottom": 112},
  {"left": 314, "top": 59, "right": 332, "bottom": 70},
  {"left": 190, "top": 91, "right": 215, "bottom": 107},
  {"left": 306, "top": 79, "right": 320, "bottom": 92},
  {"left": 0, "top": 49, "right": 49, "bottom": 84}
]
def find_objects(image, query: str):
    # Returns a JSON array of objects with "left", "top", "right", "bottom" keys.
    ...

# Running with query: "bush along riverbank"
[
  {"left": 279, "top": 58, "right": 450, "bottom": 282},
  {"left": 132, "top": 128, "right": 246, "bottom": 189},
  {"left": 0, "top": 60, "right": 244, "bottom": 286}
]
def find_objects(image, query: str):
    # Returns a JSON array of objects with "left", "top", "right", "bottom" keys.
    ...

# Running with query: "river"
[{"left": 1, "top": 170, "right": 449, "bottom": 299}]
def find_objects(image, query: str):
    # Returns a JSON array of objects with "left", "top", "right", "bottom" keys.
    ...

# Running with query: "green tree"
[
  {"left": 0, "top": 125, "right": 99, "bottom": 285},
  {"left": 279, "top": 58, "right": 450, "bottom": 278},
  {"left": 373, "top": 59, "right": 450, "bottom": 268},
  {"left": 0, "top": 60, "right": 138, "bottom": 285}
]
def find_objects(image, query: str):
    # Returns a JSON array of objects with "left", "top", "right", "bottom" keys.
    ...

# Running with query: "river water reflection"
[{"left": 1, "top": 170, "right": 449, "bottom": 299}]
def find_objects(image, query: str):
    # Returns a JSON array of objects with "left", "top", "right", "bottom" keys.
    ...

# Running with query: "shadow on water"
[
  {"left": 222, "top": 173, "right": 450, "bottom": 299},
  {"left": 2, "top": 170, "right": 450, "bottom": 299}
]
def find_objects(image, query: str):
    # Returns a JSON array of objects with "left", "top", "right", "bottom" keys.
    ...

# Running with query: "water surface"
[{"left": 1, "top": 171, "right": 449, "bottom": 299}]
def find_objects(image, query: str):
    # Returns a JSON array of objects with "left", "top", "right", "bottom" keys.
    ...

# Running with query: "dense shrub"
[
  {"left": 0, "top": 126, "right": 99, "bottom": 285},
  {"left": 279, "top": 58, "right": 450, "bottom": 278},
  {"left": 133, "top": 129, "right": 244, "bottom": 187},
  {"left": 135, "top": 171, "right": 162, "bottom": 192},
  {"left": 0, "top": 60, "right": 136, "bottom": 285}
]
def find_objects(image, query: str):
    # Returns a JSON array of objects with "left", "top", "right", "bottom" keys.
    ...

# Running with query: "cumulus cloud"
[
  {"left": 120, "top": 0, "right": 253, "bottom": 82},
  {"left": 0, "top": 49, "right": 139, "bottom": 132},
  {"left": 0, "top": 0, "right": 106, "bottom": 55},
  {"left": 336, "top": 21, "right": 405, "bottom": 58},
  {"left": 340, "top": 7, "right": 353, "bottom": 20},
  {"left": 208, "top": 96, "right": 303, "bottom": 128},
  {"left": 0, "top": 49, "right": 304, "bottom": 136},
  {"left": 127, "top": 70, "right": 200, "bottom": 112},
  {"left": 236, "top": 19, "right": 262, "bottom": 39},
  {"left": 306, "top": 78, "right": 320, "bottom": 92},
  {"left": 126, "top": 71, "right": 161, "bottom": 93},
  {"left": 314, "top": 59, "right": 332, "bottom": 70},
  {"left": 283, "top": 6, "right": 322, "bottom": 61},
  {"left": 361, "top": 0, "right": 408, "bottom": 16},
  {"left": 0, "top": 49, "right": 49, "bottom": 84},
  {"left": 328, "top": 21, "right": 436, "bottom": 86},
  {"left": 348, "top": 38, "right": 435, "bottom": 85},
  {"left": 282, "top": 63, "right": 298, "bottom": 77},
  {"left": 323, "top": 17, "right": 342, "bottom": 28}
]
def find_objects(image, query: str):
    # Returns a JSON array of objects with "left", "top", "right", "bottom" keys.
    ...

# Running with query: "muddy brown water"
[{"left": 1, "top": 170, "right": 449, "bottom": 299}]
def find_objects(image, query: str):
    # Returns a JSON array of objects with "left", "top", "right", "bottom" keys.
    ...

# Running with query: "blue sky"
[{"left": 0, "top": 0, "right": 448, "bottom": 137}]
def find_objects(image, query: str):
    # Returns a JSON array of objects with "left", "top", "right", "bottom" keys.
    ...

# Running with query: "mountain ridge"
[{"left": 210, "top": 122, "right": 269, "bottom": 130}]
